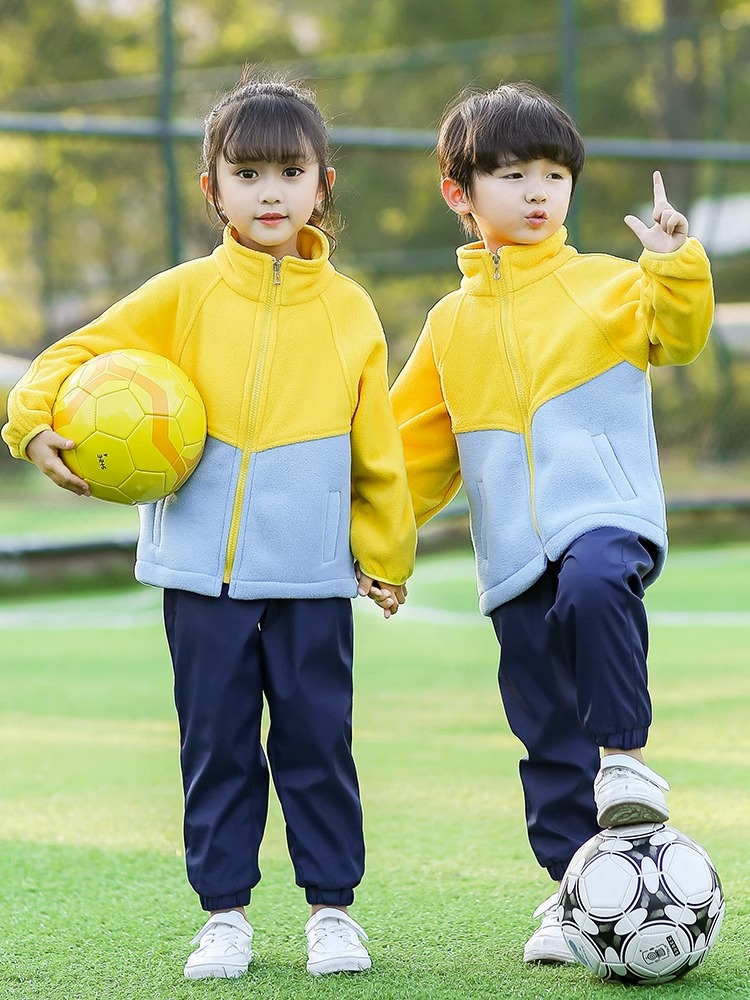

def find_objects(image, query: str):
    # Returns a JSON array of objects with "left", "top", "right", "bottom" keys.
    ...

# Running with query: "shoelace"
[
  {"left": 308, "top": 913, "right": 368, "bottom": 948},
  {"left": 192, "top": 917, "right": 251, "bottom": 950}
]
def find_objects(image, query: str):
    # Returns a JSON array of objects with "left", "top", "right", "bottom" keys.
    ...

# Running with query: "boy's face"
[{"left": 442, "top": 158, "right": 573, "bottom": 252}]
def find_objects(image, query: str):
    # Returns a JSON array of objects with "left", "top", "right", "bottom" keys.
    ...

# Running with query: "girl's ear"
[
  {"left": 322, "top": 166, "right": 336, "bottom": 195},
  {"left": 200, "top": 172, "right": 212, "bottom": 202},
  {"left": 441, "top": 177, "right": 472, "bottom": 217}
]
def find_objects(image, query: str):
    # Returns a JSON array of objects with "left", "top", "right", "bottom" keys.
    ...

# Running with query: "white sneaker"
[
  {"left": 523, "top": 892, "right": 575, "bottom": 963},
  {"left": 305, "top": 907, "right": 372, "bottom": 975},
  {"left": 594, "top": 753, "right": 670, "bottom": 828},
  {"left": 183, "top": 910, "right": 253, "bottom": 979}
]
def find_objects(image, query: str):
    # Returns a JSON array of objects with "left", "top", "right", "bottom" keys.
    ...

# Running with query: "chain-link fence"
[{"left": 2, "top": 0, "right": 749, "bottom": 499}]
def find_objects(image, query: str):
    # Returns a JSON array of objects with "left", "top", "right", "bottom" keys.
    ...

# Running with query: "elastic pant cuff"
[
  {"left": 598, "top": 728, "right": 649, "bottom": 751},
  {"left": 304, "top": 887, "right": 355, "bottom": 906},
  {"left": 199, "top": 889, "right": 251, "bottom": 911},
  {"left": 547, "top": 860, "right": 573, "bottom": 882}
]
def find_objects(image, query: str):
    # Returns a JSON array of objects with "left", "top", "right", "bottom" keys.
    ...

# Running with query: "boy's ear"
[{"left": 441, "top": 177, "right": 472, "bottom": 217}]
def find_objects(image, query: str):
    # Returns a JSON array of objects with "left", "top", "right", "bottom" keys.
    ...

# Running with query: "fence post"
[{"left": 160, "top": 0, "right": 184, "bottom": 265}]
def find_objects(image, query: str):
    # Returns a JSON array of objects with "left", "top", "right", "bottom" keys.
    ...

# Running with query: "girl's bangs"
[{"left": 222, "top": 98, "right": 316, "bottom": 165}]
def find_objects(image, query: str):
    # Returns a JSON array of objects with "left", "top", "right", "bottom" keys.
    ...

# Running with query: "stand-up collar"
[
  {"left": 212, "top": 224, "right": 336, "bottom": 303},
  {"left": 457, "top": 226, "right": 576, "bottom": 295}
]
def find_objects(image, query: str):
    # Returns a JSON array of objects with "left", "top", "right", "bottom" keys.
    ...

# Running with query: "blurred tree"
[{"left": 0, "top": 0, "right": 748, "bottom": 373}]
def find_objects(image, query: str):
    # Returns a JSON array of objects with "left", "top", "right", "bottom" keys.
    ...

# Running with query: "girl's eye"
[
  {"left": 237, "top": 169, "right": 257, "bottom": 179},
  {"left": 282, "top": 166, "right": 304, "bottom": 177}
]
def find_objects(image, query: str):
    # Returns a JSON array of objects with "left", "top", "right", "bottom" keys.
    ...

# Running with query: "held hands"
[
  {"left": 355, "top": 562, "right": 407, "bottom": 619},
  {"left": 25, "top": 429, "right": 91, "bottom": 497},
  {"left": 624, "top": 170, "right": 688, "bottom": 253}
]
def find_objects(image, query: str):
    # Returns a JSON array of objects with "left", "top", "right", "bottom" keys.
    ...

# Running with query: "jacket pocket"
[
  {"left": 470, "top": 480, "right": 488, "bottom": 561},
  {"left": 151, "top": 498, "right": 165, "bottom": 548},
  {"left": 322, "top": 490, "right": 341, "bottom": 563},
  {"left": 592, "top": 434, "right": 636, "bottom": 501}
]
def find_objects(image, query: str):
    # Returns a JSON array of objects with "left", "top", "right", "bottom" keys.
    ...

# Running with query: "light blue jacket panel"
[
  {"left": 457, "top": 362, "right": 667, "bottom": 616},
  {"left": 135, "top": 433, "right": 357, "bottom": 599}
]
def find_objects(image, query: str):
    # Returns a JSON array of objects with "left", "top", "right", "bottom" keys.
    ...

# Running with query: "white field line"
[
  {"left": 1, "top": 547, "right": 749, "bottom": 631},
  {"left": 0, "top": 588, "right": 162, "bottom": 630}
]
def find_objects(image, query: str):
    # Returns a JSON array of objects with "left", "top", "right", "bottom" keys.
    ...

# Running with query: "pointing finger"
[{"left": 653, "top": 170, "right": 667, "bottom": 206}]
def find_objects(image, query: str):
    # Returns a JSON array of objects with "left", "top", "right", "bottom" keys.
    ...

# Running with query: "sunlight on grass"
[{"left": 0, "top": 544, "right": 748, "bottom": 999}]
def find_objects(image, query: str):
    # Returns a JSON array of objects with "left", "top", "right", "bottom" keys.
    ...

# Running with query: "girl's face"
[{"left": 202, "top": 154, "right": 335, "bottom": 259}]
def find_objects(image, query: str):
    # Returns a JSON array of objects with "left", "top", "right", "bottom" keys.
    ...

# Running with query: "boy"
[{"left": 390, "top": 82, "right": 713, "bottom": 963}]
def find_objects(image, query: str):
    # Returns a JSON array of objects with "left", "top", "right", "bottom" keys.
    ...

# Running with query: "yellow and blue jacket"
[
  {"left": 3, "top": 226, "right": 416, "bottom": 598},
  {"left": 391, "top": 226, "right": 713, "bottom": 615}
]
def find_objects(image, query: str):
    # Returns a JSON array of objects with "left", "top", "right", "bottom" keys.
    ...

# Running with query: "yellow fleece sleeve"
[
  {"left": 390, "top": 321, "right": 462, "bottom": 528},
  {"left": 2, "top": 271, "right": 182, "bottom": 459},
  {"left": 639, "top": 237, "right": 714, "bottom": 367},
  {"left": 350, "top": 334, "right": 417, "bottom": 587}
]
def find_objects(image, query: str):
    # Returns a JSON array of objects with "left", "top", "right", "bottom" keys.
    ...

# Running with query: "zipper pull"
[
  {"left": 490, "top": 250, "right": 501, "bottom": 281},
  {"left": 273, "top": 259, "right": 282, "bottom": 286}
]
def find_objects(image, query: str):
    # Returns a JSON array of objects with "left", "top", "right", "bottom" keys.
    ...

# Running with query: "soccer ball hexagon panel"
[
  {"left": 52, "top": 350, "right": 207, "bottom": 505},
  {"left": 559, "top": 823, "right": 725, "bottom": 984}
]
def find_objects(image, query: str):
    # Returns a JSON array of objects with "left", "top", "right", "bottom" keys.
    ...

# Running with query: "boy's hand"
[
  {"left": 355, "top": 563, "right": 407, "bottom": 619},
  {"left": 25, "top": 429, "right": 91, "bottom": 496},
  {"left": 624, "top": 170, "right": 688, "bottom": 253}
]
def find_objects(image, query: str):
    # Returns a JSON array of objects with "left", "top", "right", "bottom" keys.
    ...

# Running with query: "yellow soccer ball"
[{"left": 52, "top": 349, "right": 207, "bottom": 504}]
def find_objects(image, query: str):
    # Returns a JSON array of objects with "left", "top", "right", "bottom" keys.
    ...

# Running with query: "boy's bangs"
[
  {"left": 472, "top": 104, "right": 581, "bottom": 175},
  {"left": 223, "top": 97, "right": 314, "bottom": 165}
]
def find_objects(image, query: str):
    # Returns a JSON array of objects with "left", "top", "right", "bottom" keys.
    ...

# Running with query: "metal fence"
[{"left": 1, "top": 0, "right": 749, "bottom": 497}]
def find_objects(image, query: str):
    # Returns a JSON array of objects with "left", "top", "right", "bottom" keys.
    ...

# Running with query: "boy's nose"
[{"left": 526, "top": 189, "right": 547, "bottom": 203}]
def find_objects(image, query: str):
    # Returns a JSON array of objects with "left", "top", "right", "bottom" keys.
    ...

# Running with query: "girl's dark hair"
[
  {"left": 437, "top": 81, "right": 585, "bottom": 237},
  {"left": 202, "top": 70, "right": 337, "bottom": 249}
]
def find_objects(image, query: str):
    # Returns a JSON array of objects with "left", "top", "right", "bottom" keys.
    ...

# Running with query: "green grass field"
[{"left": 0, "top": 546, "right": 749, "bottom": 999}]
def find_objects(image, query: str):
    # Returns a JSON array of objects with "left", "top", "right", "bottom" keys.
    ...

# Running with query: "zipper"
[
  {"left": 490, "top": 250, "right": 501, "bottom": 280},
  {"left": 223, "top": 257, "right": 281, "bottom": 580},
  {"left": 494, "top": 255, "right": 542, "bottom": 539}
]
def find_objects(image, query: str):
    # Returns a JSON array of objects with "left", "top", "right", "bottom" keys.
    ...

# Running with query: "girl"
[{"left": 3, "top": 74, "right": 416, "bottom": 979}]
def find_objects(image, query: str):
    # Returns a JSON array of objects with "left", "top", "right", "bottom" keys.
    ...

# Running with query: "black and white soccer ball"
[{"left": 559, "top": 823, "right": 725, "bottom": 984}]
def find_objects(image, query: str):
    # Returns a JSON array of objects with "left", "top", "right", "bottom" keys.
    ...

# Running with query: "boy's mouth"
[{"left": 525, "top": 211, "right": 548, "bottom": 228}]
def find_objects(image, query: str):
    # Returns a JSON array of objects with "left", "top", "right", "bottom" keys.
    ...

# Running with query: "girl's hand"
[
  {"left": 624, "top": 170, "right": 688, "bottom": 253},
  {"left": 368, "top": 583, "right": 407, "bottom": 619},
  {"left": 355, "top": 563, "right": 407, "bottom": 619},
  {"left": 25, "top": 429, "right": 91, "bottom": 496}
]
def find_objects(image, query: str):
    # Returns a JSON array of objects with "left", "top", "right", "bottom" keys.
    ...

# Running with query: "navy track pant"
[
  {"left": 163, "top": 587, "right": 364, "bottom": 910},
  {"left": 490, "top": 527, "right": 655, "bottom": 880}
]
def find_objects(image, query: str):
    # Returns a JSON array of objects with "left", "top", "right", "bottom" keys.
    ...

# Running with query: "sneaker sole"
[
  {"left": 184, "top": 962, "right": 250, "bottom": 980},
  {"left": 597, "top": 800, "right": 669, "bottom": 828},
  {"left": 307, "top": 957, "right": 372, "bottom": 976}
]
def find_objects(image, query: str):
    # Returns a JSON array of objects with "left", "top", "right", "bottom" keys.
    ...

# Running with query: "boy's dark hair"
[
  {"left": 437, "top": 81, "right": 586, "bottom": 238},
  {"left": 202, "top": 69, "right": 337, "bottom": 247}
]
